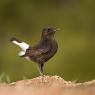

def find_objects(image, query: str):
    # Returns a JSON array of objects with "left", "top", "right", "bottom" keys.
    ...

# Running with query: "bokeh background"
[{"left": 0, "top": 0, "right": 95, "bottom": 82}]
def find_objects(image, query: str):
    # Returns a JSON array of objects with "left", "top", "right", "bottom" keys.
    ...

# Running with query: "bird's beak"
[{"left": 54, "top": 28, "right": 60, "bottom": 32}]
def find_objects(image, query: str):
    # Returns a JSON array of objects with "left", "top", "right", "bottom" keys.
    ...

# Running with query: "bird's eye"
[{"left": 47, "top": 28, "right": 52, "bottom": 32}]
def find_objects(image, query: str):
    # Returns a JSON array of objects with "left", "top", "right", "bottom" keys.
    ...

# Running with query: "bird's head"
[{"left": 42, "top": 27, "right": 59, "bottom": 39}]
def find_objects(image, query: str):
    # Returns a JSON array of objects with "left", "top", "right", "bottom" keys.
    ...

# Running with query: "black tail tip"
[
  {"left": 10, "top": 37, "right": 21, "bottom": 43},
  {"left": 10, "top": 37, "right": 16, "bottom": 42}
]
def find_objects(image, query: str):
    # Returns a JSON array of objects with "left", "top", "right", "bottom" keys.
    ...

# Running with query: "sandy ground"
[{"left": 0, "top": 75, "right": 95, "bottom": 95}]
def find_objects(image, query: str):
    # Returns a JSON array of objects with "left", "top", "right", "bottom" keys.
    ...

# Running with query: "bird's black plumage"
[{"left": 10, "top": 27, "right": 58, "bottom": 76}]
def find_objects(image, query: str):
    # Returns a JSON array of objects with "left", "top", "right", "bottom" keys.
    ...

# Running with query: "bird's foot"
[{"left": 39, "top": 75, "right": 48, "bottom": 84}]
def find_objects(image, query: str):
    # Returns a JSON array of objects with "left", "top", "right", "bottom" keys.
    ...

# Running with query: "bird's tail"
[{"left": 10, "top": 37, "right": 29, "bottom": 51}]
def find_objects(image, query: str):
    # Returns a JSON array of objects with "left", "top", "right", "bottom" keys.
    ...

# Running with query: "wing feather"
[{"left": 25, "top": 46, "right": 50, "bottom": 56}]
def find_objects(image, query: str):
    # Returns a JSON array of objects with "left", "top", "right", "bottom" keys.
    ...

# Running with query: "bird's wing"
[{"left": 25, "top": 46, "right": 50, "bottom": 56}]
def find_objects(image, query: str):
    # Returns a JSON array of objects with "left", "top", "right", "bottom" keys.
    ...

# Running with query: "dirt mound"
[{"left": 0, "top": 75, "right": 95, "bottom": 95}]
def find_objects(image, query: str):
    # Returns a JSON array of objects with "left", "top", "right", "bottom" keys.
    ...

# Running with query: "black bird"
[{"left": 10, "top": 27, "right": 59, "bottom": 76}]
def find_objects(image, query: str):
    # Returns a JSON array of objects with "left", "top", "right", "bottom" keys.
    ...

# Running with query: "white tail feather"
[
  {"left": 18, "top": 51, "right": 26, "bottom": 56},
  {"left": 12, "top": 41, "right": 29, "bottom": 51}
]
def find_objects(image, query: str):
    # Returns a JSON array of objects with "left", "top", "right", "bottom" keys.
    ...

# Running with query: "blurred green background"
[{"left": 0, "top": 0, "right": 95, "bottom": 82}]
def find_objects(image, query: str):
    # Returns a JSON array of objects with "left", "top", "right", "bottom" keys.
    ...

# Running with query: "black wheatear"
[{"left": 10, "top": 27, "right": 59, "bottom": 76}]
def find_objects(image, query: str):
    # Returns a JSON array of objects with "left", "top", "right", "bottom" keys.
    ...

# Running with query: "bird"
[{"left": 10, "top": 27, "right": 59, "bottom": 76}]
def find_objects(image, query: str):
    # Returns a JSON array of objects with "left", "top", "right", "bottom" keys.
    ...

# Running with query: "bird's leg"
[
  {"left": 37, "top": 64, "right": 44, "bottom": 76},
  {"left": 41, "top": 64, "right": 44, "bottom": 75},
  {"left": 37, "top": 63, "right": 45, "bottom": 83}
]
